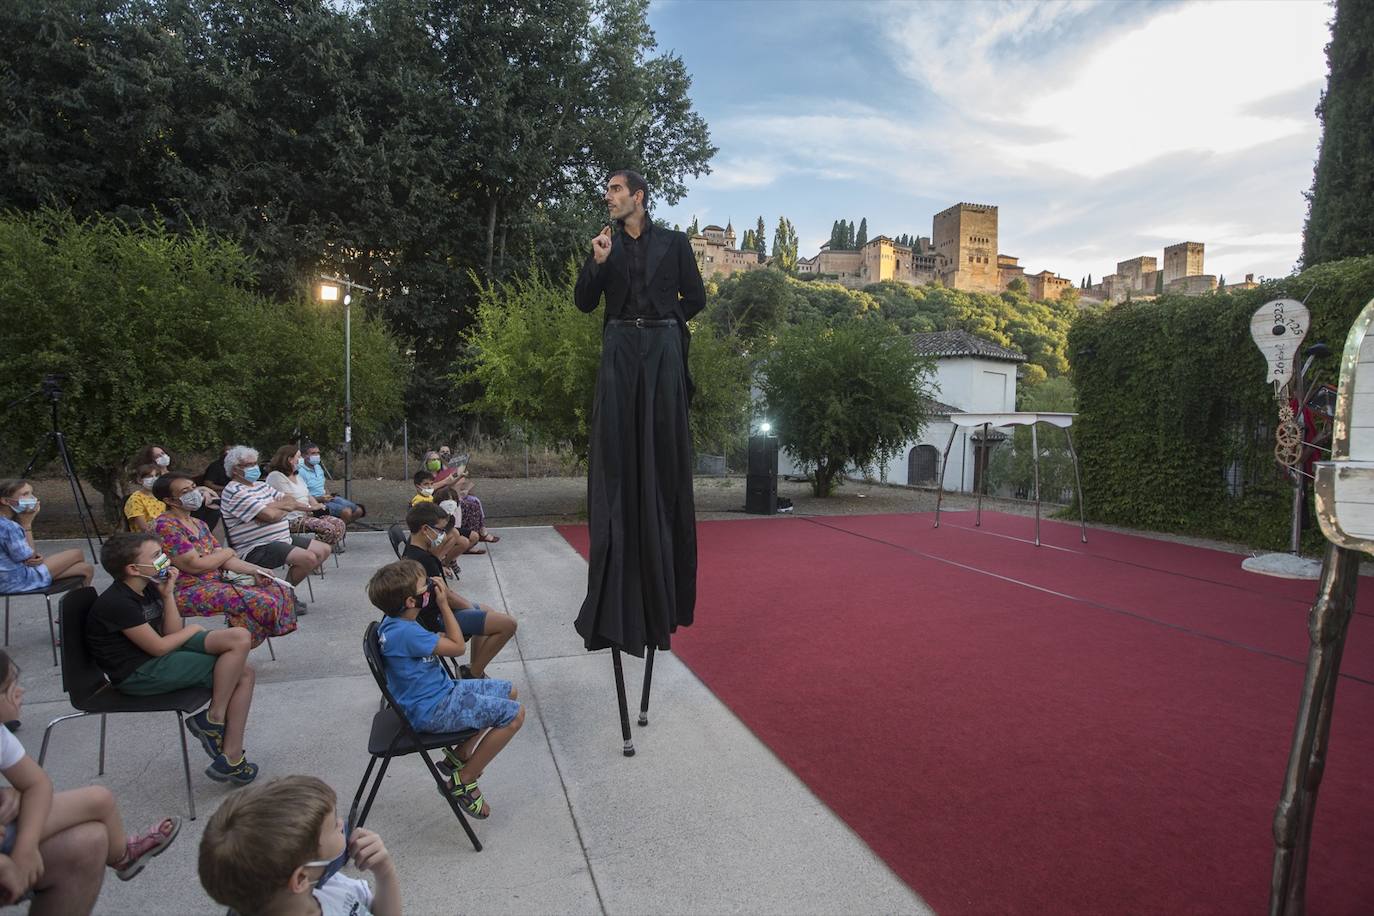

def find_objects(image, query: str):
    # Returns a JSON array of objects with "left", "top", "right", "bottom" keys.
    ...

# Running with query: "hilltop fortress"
[{"left": 689, "top": 202, "right": 1250, "bottom": 303}]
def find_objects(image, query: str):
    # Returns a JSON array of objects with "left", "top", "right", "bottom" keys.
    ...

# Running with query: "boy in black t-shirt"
[
  {"left": 87, "top": 533, "right": 260, "bottom": 785},
  {"left": 400, "top": 503, "right": 516, "bottom": 678}
]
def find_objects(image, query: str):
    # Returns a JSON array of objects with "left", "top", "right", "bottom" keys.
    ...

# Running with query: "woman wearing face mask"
[
  {"left": 134, "top": 445, "right": 220, "bottom": 530},
  {"left": 150, "top": 473, "right": 296, "bottom": 647},
  {"left": 263, "top": 446, "right": 347, "bottom": 549},
  {"left": 122, "top": 463, "right": 167, "bottom": 533},
  {"left": 219, "top": 446, "right": 330, "bottom": 591},
  {"left": 0, "top": 480, "right": 94, "bottom": 596}
]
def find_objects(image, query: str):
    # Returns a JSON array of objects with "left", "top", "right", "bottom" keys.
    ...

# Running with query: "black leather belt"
[{"left": 610, "top": 317, "right": 676, "bottom": 328}]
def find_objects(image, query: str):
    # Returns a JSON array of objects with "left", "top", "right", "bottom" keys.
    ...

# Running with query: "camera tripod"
[{"left": 7, "top": 375, "right": 103, "bottom": 559}]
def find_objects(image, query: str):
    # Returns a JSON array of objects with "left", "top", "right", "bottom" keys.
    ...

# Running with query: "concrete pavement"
[{"left": 8, "top": 527, "right": 930, "bottom": 915}]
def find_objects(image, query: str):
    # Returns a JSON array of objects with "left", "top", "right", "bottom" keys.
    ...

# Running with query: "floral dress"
[{"left": 153, "top": 514, "right": 297, "bottom": 647}]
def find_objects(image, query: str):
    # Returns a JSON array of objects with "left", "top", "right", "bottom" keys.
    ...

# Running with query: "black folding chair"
[
  {"left": 3, "top": 575, "right": 85, "bottom": 666},
  {"left": 38, "top": 588, "right": 211, "bottom": 819},
  {"left": 221, "top": 525, "right": 314, "bottom": 602},
  {"left": 350, "top": 621, "right": 483, "bottom": 851},
  {"left": 387, "top": 524, "right": 409, "bottom": 559}
]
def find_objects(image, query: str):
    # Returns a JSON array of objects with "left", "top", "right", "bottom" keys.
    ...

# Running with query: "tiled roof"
[
  {"left": 909, "top": 329, "right": 1027, "bottom": 363},
  {"left": 922, "top": 396, "right": 963, "bottom": 416}
]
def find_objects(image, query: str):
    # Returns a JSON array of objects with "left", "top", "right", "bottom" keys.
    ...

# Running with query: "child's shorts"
[
  {"left": 116, "top": 631, "right": 217, "bottom": 695},
  {"left": 418, "top": 678, "right": 519, "bottom": 733},
  {"left": 419, "top": 603, "right": 487, "bottom": 637}
]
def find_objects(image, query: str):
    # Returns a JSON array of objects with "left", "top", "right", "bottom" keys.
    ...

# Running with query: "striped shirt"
[{"left": 220, "top": 480, "right": 291, "bottom": 553}]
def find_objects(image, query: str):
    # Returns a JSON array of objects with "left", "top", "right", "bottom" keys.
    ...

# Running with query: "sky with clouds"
[{"left": 646, "top": 0, "right": 1333, "bottom": 285}]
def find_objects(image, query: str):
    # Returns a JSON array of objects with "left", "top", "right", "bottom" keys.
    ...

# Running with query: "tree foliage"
[
  {"left": 1302, "top": 0, "right": 1374, "bottom": 267},
  {"left": 0, "top": 209, "right": 405, "bottom": 520},
  {"left": 759, "top": 319, "right": 934, "bottom": 497},
  {"left": 772, "top": 217, "right": 799, "bottom": 274},
  {"left": 855, "top": 217, "right": 868, "bottom": 248}
]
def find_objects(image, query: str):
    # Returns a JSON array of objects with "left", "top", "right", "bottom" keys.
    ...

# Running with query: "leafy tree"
[
  {"left": 741, "top": 229, "right": 754, "bottom": 252},
  {"left": 0, "top": 209, "right": 404, "bottom": 521},
  {"left": 772, "top": 217, "right": 799, "bottom": 274},
  {"left": 704, "top": 268, "right": 795, "bottom": 344},
  {"left": 855, "top": 217, "right": 868, "bottom": 248},
  {"left": 1302, "top": 0, "right": 1374, "bottom": 267},
  {"left": 754, "top": 215, "right": 767, "bottom": 261},
  {"left": 829, "top": 220, "right": 842, "bottom": 250},
  {"left": 1155, "top": 271, "right": 1164, "bottom": 295},
  {"left": 1087, "top": 273, "right": 1093, "bottom": 287},
  {"left": 462, "top": 263, "right": 750, "bottom": 460},
  {"left": 688, "top": 215, "right": 700, "bottom": 236},
  {"left": 845, "top": 220, "right": 856, "bottom": 249},
  {"left": 759, "top": 319, "right": 934, "bottom": 496},
  {"left": 987, "top": 375, "right": 1079, "bottom": 501},
  {"left": 1218, "top": 274, "right": 1226, "bottom": 290}
]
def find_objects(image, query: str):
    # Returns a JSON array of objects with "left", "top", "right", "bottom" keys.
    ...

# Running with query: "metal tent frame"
[{"left": 932, "top": 412, "right": 1087, "bottom": 545}]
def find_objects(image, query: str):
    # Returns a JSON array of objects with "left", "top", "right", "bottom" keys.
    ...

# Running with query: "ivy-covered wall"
[{"left": 1068, "top": 256, "right": 1374, "bottom": 549}]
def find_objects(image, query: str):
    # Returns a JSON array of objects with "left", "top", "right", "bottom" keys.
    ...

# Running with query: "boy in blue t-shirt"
[{"left": 366, "top": 560, "right": 524, "bottom": 820}]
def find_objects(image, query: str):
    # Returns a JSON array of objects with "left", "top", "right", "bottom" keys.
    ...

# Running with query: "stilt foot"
[
  {"left": 622, "top": 740, "right": 636, "bottom": 757},
  {"left": 638, "top": 713, "right": 648, "bottom": 726}
]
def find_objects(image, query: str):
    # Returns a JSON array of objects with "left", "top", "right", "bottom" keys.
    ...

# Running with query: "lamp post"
[{"left": 318, "top": 274, "right": 373, "bottom": 501}]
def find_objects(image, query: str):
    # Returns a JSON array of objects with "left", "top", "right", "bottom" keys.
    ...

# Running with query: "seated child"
[
  {"left": 366, "top": 561, "right": 525, "bottom": 818},
  {"left": 409, "top": 470, "right": 435, "bottom": 508},
  {"left": 122, "top": 463, "right": 167, "bottom": 533},
  {"left": 0, "top": 650, "right": 180, "bottom": 914},
  {"left": 401, "top": 503, "right": 516, "bottom": 679},
  {"left": 86, "top": 533, "right": 259, "bottom": 785},
  {"left": 199, "top": 775, "right": 398, "bottom": 916},
  {"left": 0, "top": 479, "right": 94, "bottom": 596}
]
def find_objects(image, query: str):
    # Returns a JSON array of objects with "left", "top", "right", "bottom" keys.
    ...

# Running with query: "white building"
[{"left": 778, "top": 329, "right": 1026, "bottom": 491}]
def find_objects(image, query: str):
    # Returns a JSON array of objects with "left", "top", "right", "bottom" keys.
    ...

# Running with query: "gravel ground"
[{"left": 24, "top": 472, "right": 1269, "bottom": 558}]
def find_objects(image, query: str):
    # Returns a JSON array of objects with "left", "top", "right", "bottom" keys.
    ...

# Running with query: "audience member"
[
  {"left": 264, "top": 446, "right": 347, "bottom": 550},
  {"left": 0, "top": 650, "right": 180, "bottom": 915},
  {"left": 199, "top": 775, "right": 398, "bottom": 916},
  {"left": 402, "top": 503, "right": 515, "bottom": 678},
  {"left": 151, "top": 473, "right": 297, "bottom": 647},
  {"left": 449, "top": 463, "right": 499, "bottom": 548},
  {"left": 121, "top": 463, "right": 167, "bottom": 533},
  {"left": 219, "top": 446, "right": 330, "bottom": 590},
  {"left": 87, "top": 533, "right": 259, "bottom": 785},
  {"left": 367, "top": 560, "right": 524, "bottom": 819},
  {"left": 0, "top": 480, "right": 94, "bottom": 595},
  {"left": 409, "top": 471, "right": 436, "bottom": 508},
  {"left": 298, "top": 441, "right": 365, "bottom": 524},
  {"left": 0, "top": 651, "right": 180, "bottom": 914},
  {"left": 131, "top": 445, "right": 172, "bottom": 472}
]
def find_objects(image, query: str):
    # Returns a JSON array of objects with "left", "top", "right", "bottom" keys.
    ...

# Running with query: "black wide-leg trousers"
[{"left": 575, "top": 321, "right": 697, "bottom": 657}]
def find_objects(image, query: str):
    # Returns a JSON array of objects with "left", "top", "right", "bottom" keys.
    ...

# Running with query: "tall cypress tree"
[
  {"left": 855, "top": 217, "right": 868, "bottom": 248},
  {"left": 829, "top": 220, "right": 840, "bottom": 249},
  {"left": 755, "top": 215, "right": 767, "bottom": 261},
  {"left": 845, "top": 220, "right": 855, "bottom": 249},
  {"left": 1155, "top": 271, "right": 1163, "bottom": 295},
  {"left": 1302, "top": 0, "right": 1374, "bottom": 267}
]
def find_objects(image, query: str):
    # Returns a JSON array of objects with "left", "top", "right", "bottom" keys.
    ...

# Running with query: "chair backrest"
[
  {"left": 387, "top": 525, "right": 408, "bottom": 560},
  {"left": 362, "top": 621, "right": 398, "bottom": 704},
  {"left": 58, "top": 587, "right": 113, "bottom": 704}
]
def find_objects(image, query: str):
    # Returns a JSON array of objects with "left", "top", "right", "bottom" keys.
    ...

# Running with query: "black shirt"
[
  {"left": 620, "top": 221, "right": 658, "bottom": 318},
  {"left": 202, "top": 454, "right": 230, "bottom": 489},
  {"left": 87, "top": 580, "right": 163, "bottom": 684},
  {"left": 401, "top": 544, "right": 445, "bottom": 632}
]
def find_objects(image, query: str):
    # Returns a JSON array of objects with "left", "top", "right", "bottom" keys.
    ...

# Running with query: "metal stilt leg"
[
  {"left": 638, "top": 646, "right": 656, "bottom": 726},
  {"left": 612, "top": 648, "right": 635, "bottom": 757}
]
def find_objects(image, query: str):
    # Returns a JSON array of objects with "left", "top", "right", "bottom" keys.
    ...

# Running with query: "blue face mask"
[
  {"left": 307, "top": 455, "right": 322, "bottom": 466},
  {"left": 242, "top": 466, "right": 262, "bottom": 482},
  {"left": 13, "top": 497, "right": 38, "bottom": 513},
  {"left": 304, "top": 814, "right": 353, "bottom": 889}
]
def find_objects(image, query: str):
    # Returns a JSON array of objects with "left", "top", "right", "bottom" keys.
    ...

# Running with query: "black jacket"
[{"left": 573, "top": 223, "right": 706, "bottom": 324}]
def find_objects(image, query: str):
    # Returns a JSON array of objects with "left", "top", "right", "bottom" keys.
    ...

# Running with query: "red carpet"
[{"left": 557, "top": 512, "right": 1374, "bottom": 915}]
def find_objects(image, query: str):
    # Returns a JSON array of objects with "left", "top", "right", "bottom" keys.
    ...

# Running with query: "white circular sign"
[{"left": 1251, "top": 298, "right": 1310, "bottom": 391}]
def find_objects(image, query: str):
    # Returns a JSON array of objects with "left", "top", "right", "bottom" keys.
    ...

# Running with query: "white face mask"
[
  {"left": 155, "top": 454, "right": 171, "bottom": 467},
  {"left": 140, "top": 476, "right": 158, "bottom": 490},
  {"left": 420, "top": 487, "right": 434, "bottom": 497},
  {"left": 179, "top": 490, "right": 204, "bottom": 510}
]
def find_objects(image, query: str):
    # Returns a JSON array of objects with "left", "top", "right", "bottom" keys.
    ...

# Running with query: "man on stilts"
[{"left": 573, "top": 169, "right": 704, "bottom": 756}]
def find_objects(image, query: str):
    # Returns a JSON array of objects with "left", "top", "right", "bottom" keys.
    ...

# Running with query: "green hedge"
[{"left": 1068, "top": 255, "right": 1374, "bottom": 549}]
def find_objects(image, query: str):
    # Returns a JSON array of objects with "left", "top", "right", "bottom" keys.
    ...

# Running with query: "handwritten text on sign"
[{"left": 1250, "top": 298, "right": 1310, "bottom": 391}]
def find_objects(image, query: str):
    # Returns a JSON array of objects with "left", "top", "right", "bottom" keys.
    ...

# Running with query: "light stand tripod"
[{"left": 10, "top": 375, "right": 103, "bottom": 559}]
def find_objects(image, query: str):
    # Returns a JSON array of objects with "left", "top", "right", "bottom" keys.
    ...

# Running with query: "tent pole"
[
  {"left": 1032, "top": 422, "right": 1042, "bottom": 546},
  {"left": 612, "top": 649, "right": 635, "bottom": 757},
  {"left": 639, "top": 646, "right": 656, "bottom": 726},
  {"left": 1064, "top": 426, "right": 1088, "bottom": 543},
  {"left": 934, "top": 424, "right": 959, "bottom": 528},
  {"left": 976, "top": 422, "right": 989, "bottom": 527}
]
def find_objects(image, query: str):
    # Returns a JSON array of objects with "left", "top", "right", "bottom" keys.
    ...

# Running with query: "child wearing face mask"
[
  {"left": 199, "top": 775, "right": 398, "bottom": 916},
  {"left": 0, "top": 479, "right": 94, "bottom": 596},
  {"left": 86, "top": 534, "right": 260, "bottom": 785},
  {"left": 409, "top": 470, "right": 437, "bottom": 507},
  {"left": 122, "top": 463, "right": 167, "bottom": 533}
]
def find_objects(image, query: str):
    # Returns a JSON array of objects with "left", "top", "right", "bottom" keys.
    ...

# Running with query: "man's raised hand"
[{"left": 591, "top": 225, "right": 612, "bottom": 264}]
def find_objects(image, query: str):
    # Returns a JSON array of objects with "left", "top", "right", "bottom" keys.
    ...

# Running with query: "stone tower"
[
  {"left": 725, "top": 220, "right": 736, "bottom": 249},
  {"left": 1163, "top": 242, "right": 1204, "bottom": 285},
  {"left": 932, "top": 203, "right": 1000, "bottom": 293}
]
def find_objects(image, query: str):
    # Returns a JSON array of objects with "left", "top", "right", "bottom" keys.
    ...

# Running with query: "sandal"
[
  {"left": 481, "top": 533, "right": 501, "bottom": 543},
  {"left": 440, "top": 746, "right": 467, "bottom": 774},
  {"left": 113, "top": 816, "right": 182, "bottom": 880},
  {"left": 464, "top": 546, "right": 487, "bottom": 555},
  {"left": 450, "top": 778, "right": 490, "bottom": 819}
]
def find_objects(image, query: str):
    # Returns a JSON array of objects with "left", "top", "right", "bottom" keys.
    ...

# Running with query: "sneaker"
[
  {"left": 294, "top": 597, "right": 308, "bottom": 616},
  {"left": 113, "top": 816, "right": 182, "bottom": 881},
  {"left": 206, "top": 753, "right": 259, "bottom": 786},
  {"left": 185, "top": 710, "right": 225, "bottom": 760}
]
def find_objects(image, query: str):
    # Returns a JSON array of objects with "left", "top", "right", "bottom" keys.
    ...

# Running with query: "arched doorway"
[{"left": 908, "top": 444, "right": 939, "bottom": 486}]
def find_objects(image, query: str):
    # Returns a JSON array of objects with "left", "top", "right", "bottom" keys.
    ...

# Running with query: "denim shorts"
[{"left": 418, "top": 678, "right": 520, "bottom": 733}]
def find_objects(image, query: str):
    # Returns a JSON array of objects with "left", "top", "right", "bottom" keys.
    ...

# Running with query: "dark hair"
[
  {"left": 367, "top": 560, "right": 427, "bottom": 617},
  {"left": 405, "top": 501, "right": 449, "bottom": 534},
  {"left": 131, "top": 462, "right": 160, "bottom": 483},
  {"left": 0, "top": 480, "right": 28, "bottom": 501},
  {"left": 0, "top": 650, "right": 17, "bottom": 692},
  {"left": 268, "top": 444, "right": 300, "bottom": 477},
  {"left": 152, "top": 471, "right": 196, "bottom": 503},
  {"left": 301, "top": 439, "right": 319, "bottom": 453},
  {"left": 609, "top": 169, "right": 650, "bottom": 212},
  {"left": 101, "top": 532, "right": 159, "bottom": 578},
  {"left": 132, "top": 444, "right": 167, "bottom": 468},
  {"left": 413, "top": 470, "right": 435, "bottom": 486}
]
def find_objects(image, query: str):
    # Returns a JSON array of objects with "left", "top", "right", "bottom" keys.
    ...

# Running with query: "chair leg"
[
  {"left": 350, "top": 755, "right": 382, "bottom": 828},
  {"left": 44, "top": 595, "right": 57, "bottom": 667},
  {"left": 357, "top": 755, "right": 394, "bottom": 828},
  {"left": 266, "top": 638, "right": 276, "bottom": 661},
  {"left": 420, "top": 749, "right": 482, "bottom": 852},
  {"left": 98, "top": 714, "right": 107, "bottom": 775},
  {"left": 305, "top": 576, "right": 315, "bottom": 602},
  {"left": 176, "top": 712, "right": 197, "bottom": 820},
  {"left": 4, "top": 595, "right": 9, "bottom": 646},
  {"left": 38, "top": 711, "right": 93, "bottom": 766}
]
